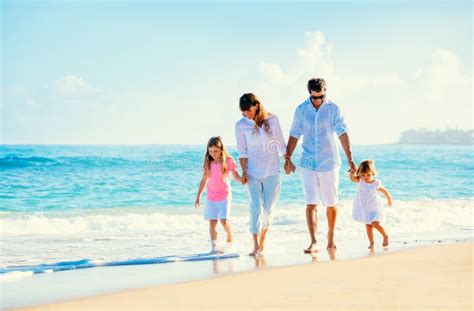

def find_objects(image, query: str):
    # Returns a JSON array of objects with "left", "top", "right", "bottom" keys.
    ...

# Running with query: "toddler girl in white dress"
[{"left": 349, "top": 160, "right": 393, "bottom": 249}]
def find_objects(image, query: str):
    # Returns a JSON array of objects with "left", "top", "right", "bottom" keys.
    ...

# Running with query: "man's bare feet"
[
  {"left": 382, "top": 235, "right": 389, "bottom": 247},
  {"left": 304, "top": 242, "right": 318, "bottom": 253},
  {"left": 327, "top": 241, "right": 337, "bottom": 250},
  {"left": 368, "top": 243, "right": 375, "bottom": 249},
  {"left": 249, "top": 247, "right": 260, "bottom": 257}
]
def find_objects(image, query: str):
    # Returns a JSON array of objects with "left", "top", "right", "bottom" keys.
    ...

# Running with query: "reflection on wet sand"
[
  {"left": 327, "top": 249, "right": 336, "bottom": 261},
  {"left": 253, "top": 254, "right": 267, "bottom": 268},
  {"left": 306, "top": 248, "right": 337, "bottom": 262},
  {"left": 212, "top": 258, "right": 236, "bottom": 274}
]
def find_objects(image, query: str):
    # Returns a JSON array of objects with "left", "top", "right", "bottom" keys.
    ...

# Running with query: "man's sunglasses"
[{"left": 310, "top": 95, "right": 326, "bottom": 101}]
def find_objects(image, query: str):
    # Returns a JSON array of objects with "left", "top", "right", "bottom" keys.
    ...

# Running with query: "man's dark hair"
[{"left": 307, "top": 78, "right": 327, "bottom": 93}]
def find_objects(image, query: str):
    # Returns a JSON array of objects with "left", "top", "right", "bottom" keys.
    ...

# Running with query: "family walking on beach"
[{"left": 195, "top": 78, "right": 393, "bottom": 256}]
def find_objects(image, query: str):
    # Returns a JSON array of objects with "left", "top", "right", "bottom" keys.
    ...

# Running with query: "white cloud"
[
  {"left": 51, "top": 75, "right": 90, "bottom": 95},
  {"left": 297, "top": 31, "right": 335, "bottom": 79},
  {"left": 416, "top": 49, "right": 472, "bottom": 99},
  {"left": 260, "top": 31, "right": 336, "bottom": 85},
  {"left": 2, "top": 34, "right": 471, "bottom": 145},
  {"left": 256, "top": 31, "right": 472, "bottom": 145},
  {"left": 429, "top": 49, "right": 465, "bottom": 81},
  {"left": 45, "top": 75, "right": 101, "bottom": 116},
  {"left": 409, "top": 48, "right": 473, "bottom": 130},
  {"left": 48, "top": 74, "right": 107, "bottom": 104},
  {"left": 2, "top": 76, "right": 111, "bottom": 143},
  {"left": 259, "top": 63, "right": 298, "bottom": 84}
]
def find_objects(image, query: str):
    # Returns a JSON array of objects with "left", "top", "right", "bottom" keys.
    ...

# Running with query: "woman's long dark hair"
[{"left": 239, "top": 93, "right": 272, "bottom": 136}]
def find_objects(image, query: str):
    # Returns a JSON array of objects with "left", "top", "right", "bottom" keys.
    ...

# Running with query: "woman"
[{"left": 235, "top": 93, "right": 287, "bottom": 256}]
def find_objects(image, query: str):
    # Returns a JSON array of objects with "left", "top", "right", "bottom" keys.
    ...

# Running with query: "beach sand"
[{"left": 17, "top": 243, "right": 473, "bottom": 310}]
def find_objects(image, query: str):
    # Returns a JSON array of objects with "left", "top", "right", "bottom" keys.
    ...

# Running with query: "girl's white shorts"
[{"left": 204, "top": 199, "right": 231, "bottom": 220}]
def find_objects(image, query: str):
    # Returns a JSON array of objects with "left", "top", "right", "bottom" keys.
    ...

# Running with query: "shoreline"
[{"left": 14, "top": 242, "right": 473, "bottom": 310}]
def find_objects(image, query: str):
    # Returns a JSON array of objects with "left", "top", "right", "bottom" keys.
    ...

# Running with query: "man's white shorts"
[{"left": 300, "top": 167, "right": 340, "bottom": 206}]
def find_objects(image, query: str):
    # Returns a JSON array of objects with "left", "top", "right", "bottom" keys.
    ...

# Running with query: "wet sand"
[{"left": 17, "top": 243, "right": 473, "bottom": 310}]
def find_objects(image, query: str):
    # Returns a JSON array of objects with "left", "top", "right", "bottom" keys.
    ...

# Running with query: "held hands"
[
  {"left": 241, "top": 171, "right": 249, "bottom": 185},
  {"left": 284, "top": 158, "right": 296, "bottom": 175},
  {"left": 348, "top": 159, "right": 357, "bottom": 173},
  {"left": 349, "top": 167, "right": 357, "bottom": 178}
]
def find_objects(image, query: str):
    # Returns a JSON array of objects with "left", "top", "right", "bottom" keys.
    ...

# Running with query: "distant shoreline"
[
  {"left": 398, "top": 128, "right": 473, "bottom": 145},
  {"left": 397, "top": 142, "right": 473, "bottom": 145}
]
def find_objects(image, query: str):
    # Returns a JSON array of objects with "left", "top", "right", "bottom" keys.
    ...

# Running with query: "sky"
[{"left": 1, "top": 0, "right": 472, "bottom": 145}]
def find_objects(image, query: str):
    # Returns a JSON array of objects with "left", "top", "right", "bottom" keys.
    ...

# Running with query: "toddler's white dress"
[{"left": 352, "top": 179, "right": 385, "bottom": 224}]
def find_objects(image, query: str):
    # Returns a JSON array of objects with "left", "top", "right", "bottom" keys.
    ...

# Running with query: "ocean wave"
[
  {"left": 0, "top": 155, "right": 203, "bottom": 172},
  {"left": 0, "top": 210, "right": 205, "bottom": 235},
  {"left": 1, "top": 199, "right": 472, "bottom": 236},
  {"left": 0, "top": 199, "right": 472, "bottom": 280},
  {"left": 0, "top": 156, "right": 59, "bottom": 168},
  {"left": 0, "top": 252, "right": 239, "bottom": 281},
  {"left": 0, "top": 155, "right": 139, "bottom": 169}
]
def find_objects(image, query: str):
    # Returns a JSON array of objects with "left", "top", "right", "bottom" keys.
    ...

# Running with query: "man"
[{"left": 285, "top": 78, "right": 356, "bottom": 252}]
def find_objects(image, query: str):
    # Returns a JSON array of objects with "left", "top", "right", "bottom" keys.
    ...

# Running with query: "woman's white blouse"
[{"left": 235, "top": 114, "right": 287, "bottom": 178}]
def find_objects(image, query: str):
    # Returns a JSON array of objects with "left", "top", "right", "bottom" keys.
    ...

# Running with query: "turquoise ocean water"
[
  {"left": 2, "top": 144, "right": 472, "bottom": 212},
  {"left": 1, "top": 144, "right": 473, "bottom": 283}
]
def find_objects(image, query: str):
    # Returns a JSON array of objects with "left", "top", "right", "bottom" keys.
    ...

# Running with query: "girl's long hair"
[
  {"left": 203, "top": 136, "right": 231, "bottom": 174},
  {"left": 239, "top": 93, "right": 272, "bottom": 136},
  {"left": 356, "top": 159, "right": 377, "bottom": 177}
]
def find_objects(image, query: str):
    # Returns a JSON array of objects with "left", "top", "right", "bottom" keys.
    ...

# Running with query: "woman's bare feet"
[
  {"left": 368, "top": 243, "right": 375, "bottom": 249},
  {"left": 304, "top": 242, "right": 318, "bottom": 253},
  {"left": 259, "top": 229, "right": 267, "bottom": 255},
  {"left": 382, "top": 235, "right": 389, "bottom": 247}
]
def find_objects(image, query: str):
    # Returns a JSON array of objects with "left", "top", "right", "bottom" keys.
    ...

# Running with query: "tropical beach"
[
  {"left": 1, "top": 144, "right": 473, "bottom": 309},
  {"left": 2, "top": 1, "right": 473, "bottom": 310}
]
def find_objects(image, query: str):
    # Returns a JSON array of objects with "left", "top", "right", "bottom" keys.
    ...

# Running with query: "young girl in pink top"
[{"left": 195, "top": 136, "right": 242, "bottom": 253}]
